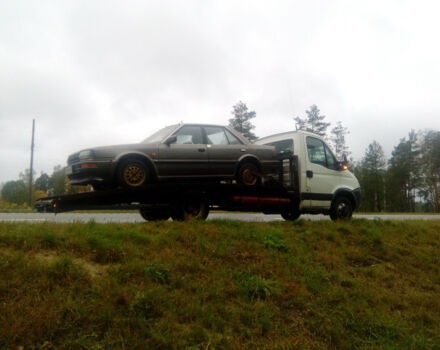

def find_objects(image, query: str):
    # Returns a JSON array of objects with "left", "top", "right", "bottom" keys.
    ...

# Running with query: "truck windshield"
[{"left": 141, "top": 124, "right": 179, "bottom": 143}]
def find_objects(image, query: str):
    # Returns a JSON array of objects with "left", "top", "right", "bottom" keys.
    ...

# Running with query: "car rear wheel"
[
  {"left": 237, "top": 162, "right": 260, "bottom": 186},
  {"left": 330, "top": 196, "right": 353, "bottom": 221},
  {"left": 118, "top": 159, "right": 150, "bottom": 188}
]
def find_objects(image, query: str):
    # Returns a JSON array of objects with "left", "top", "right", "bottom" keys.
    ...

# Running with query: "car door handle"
[
  {"left": 198, "top": 148, "right": 206, "bottom": 152},
  {"left": 306, "top": 170, "right": 313, "bottom": 178},
  {"left": 240, "top": 148, "right": 246, "bottom": 152}
]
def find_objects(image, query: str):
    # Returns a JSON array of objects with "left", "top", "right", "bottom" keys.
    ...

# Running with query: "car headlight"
[{"left": 79, "top": 150, "right": 94, "bottom": 160}]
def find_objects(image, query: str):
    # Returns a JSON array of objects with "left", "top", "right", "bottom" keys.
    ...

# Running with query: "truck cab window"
[
  {"left": 306, "top": 137, "right": 326, "bottom": 167},
  {"left": 325, "top": 145, "right": 338, "bottom": 170},
  {"left": 266, "top": 139, "right": 294, "bottom": 155}
]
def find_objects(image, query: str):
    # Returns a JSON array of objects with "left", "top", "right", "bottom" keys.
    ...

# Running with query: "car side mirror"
[{"left": 164, "top": 135, "right": 177, "bottom": 145}]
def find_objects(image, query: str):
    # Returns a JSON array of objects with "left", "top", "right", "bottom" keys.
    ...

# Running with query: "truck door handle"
[
  {"left": 306, "top": 170, "right": 313, "bottom": 178},
  {"left": 198, "top": 148, "right": 206, "bottom": 152}
]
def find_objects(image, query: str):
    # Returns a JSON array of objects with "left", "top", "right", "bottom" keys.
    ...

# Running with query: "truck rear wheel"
[
  {"left": 281, "top": 207, "right": 301, "bottom": 221},
  {"left": 172, "top": 196, "right": 209, "bottom": 221},
  {"left": 139, "top": 209, "right": 170, "bottom": 221},
  {"left": 330, "top": 196, "right": 353, "bottom": 221}
]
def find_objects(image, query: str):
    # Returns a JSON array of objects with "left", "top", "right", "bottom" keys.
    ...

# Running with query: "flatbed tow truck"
[
  {"left": 35, "top": 156, "right": 301, "bottom": 221},
  {"left": 35, "top": 129, "right": 361, "bottom": 221}
]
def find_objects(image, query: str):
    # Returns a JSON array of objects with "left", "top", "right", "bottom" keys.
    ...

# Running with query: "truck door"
[{"left": 304, "top": 136, "right": 340, "bottom": 208}]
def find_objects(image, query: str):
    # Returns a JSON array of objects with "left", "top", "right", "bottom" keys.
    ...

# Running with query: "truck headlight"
[{"left": 79, "top": 150, "right": 94, "bottom": 160}]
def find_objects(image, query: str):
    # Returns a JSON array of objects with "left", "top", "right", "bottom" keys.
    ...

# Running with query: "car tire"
[
  {"left": 237, "top": 162, "right": 260, "bottom": 186},
  {"left": 118, "top": 159, "right": 150, "bottom": 188},
  {"left": 139, "top": 209, "right": 170, "bottom": 221},
  {"left": 280, "top": 206, "right": 301, "bottom": 221},
  {"left": 172, "top": 196, "right": 209, "bottom": 221},
  {"left": 330, "top": 196, "right": 353, "bottom": 221}
]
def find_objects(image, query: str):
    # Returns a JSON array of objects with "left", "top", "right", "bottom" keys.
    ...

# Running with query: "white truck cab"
[{"left": 255, "top": 130, "right": 361, "bottom": 220}]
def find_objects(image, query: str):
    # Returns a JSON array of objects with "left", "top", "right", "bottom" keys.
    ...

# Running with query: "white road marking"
[{"left": 0, "top": 219, "right": 46, "bottom": 222}]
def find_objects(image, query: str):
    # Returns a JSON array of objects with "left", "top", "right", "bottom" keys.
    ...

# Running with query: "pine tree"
[
  {"left": 387, "top": 131, "right": 422, "bottom": 212},
  {"left": 360, "top": 141, "right": 386, "bottom": 212},
  {"left": 418, "top": 130, "right": 440, "bottom": 212},
  {"left": 294, "top": 105, "right": 331, "bottom": 138},
  {"left": 330, "top": 121, "right": 351, "bottom": 159},
  {"left": 229, "top": 101, "right": 257, "bottom": 141}
]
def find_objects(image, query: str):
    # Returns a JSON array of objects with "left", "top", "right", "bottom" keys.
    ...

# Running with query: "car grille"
[{"left": 68, "top": 153, "right": 79, "bottom": 165}]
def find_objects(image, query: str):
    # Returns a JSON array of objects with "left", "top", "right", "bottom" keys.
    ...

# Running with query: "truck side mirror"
[
  {"left": 164, "top": 135, "right": 177, "bottom": 145},
  {"left": 340, "top": 154, "right": 348, "bottom": 171}
]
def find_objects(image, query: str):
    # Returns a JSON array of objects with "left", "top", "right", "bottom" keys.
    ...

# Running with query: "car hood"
[{"left": 68, "top": 143, "right": 159, "bottom": 163}]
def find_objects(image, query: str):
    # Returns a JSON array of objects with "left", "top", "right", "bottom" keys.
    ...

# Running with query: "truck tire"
[
  {"left": 172, "top": 196, "right": 209, "bottom": 221},
  {"left": 118, "top": 159, "right": 150, "bottom": 188},
  {"left": 330, "top": 196, "right": 353, "bottom": 221},
  {"left": 281, "top": 208, "right": 301, "bottom": 221},
  {"left": 237, "top": 162, "right": 260, "bottom": 186},
  {"left": 139, "top": 209, "right": 170, "bottom": 221}
]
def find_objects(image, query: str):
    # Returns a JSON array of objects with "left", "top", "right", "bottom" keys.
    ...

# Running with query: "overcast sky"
[{"left": 1, "top": 0, "right": 439, "bottom": 183}]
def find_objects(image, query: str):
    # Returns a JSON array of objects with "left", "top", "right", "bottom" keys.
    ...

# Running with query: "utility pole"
[{"left": 28, "top": 119, "right": 35, "bottom": 207}]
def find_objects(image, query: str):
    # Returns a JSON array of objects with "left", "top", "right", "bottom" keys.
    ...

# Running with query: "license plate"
[{"left": 65, "top": 166, "right": 73, "bottom": 175}]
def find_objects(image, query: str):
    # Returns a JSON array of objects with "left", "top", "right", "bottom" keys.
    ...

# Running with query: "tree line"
[{"left": 1, "top": 102, "right": 439, "bottom": 212}]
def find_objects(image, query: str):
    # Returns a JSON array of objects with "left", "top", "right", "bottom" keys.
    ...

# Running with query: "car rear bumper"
[{"left": 66, "top": 160, "right": 114, "bottom": 185}]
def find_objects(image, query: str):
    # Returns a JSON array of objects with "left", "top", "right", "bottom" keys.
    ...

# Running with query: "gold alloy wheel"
[
  {"left": 242, "top": 168, "right": 257, "bottom": 186},
  {"left": 123, "top": 164, "right": 147, "bottom": 187}
]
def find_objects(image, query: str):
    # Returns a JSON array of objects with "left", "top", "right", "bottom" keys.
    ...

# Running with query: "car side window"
[
  {"left": 325, "top": 145, "right": 338, "bottom": 170},
  {"left": 173, "top": 126, "right": 203, "bottom": 144},
  {"left": 266, "top": 139, "right": 294, "bottom": 154},
  {"left": 205, "top": 126, "right": 229, "bottom": 145},
  {"left": 306, "top": 137, "right": 327, "bottom": 167},
  {"left": 224, "top": 129, "right": 242, "bottom": 145}
]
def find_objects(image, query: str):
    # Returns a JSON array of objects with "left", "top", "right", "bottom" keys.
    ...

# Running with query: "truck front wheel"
[{"left": 330, "top": 196, "right": 353, "bottom": 221}]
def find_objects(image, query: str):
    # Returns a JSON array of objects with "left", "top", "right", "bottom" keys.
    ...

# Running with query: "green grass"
[{"left": 0, "top": 220, "right": 439, "bottom": 349}]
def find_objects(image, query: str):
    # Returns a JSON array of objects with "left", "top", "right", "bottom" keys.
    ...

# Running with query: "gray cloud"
[{"left": 1, "top": 0, "right": 439, "bottom": 183}]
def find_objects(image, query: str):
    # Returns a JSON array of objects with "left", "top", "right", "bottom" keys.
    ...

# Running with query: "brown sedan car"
[{"left": 66, "top": 123, "right": 279, "bottom": 189}]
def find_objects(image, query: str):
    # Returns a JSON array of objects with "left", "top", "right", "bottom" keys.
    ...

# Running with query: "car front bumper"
[{"left": 66, "top": 160, "right": 114, "bottom": 185}]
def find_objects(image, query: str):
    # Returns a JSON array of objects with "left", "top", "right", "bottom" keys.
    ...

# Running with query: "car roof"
[{"left": 174, "top": 123, "right": 250, "bottom": 144}]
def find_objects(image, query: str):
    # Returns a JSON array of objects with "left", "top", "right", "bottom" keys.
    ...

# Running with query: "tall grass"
[{"left": 0, "top": 219, "right": 439, "bottom": 349}]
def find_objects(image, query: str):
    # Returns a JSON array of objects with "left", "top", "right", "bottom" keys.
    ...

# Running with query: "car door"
[
  {"left": 157, "top": 125, "right": 209, "bottom": 177},
  {"left": 204, "top": 126, "right": 244, "bottom": 176},
  {"left": 305, "top": 136, "right": 340, "bottom": 208}
]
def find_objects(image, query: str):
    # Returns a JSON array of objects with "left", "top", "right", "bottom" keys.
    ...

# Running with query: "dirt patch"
[{"left": 35, "top": 251, "right": 108, "bottom": 279}]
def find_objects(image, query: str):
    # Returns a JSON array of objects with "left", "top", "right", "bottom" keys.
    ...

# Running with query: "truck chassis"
[{"left": 35, "top": 156, "right": 303, "bottom": 221}]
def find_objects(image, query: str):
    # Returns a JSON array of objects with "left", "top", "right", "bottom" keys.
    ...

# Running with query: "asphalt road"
[{"left": 0, "top": 212, "right": 439, "bottom": 223}]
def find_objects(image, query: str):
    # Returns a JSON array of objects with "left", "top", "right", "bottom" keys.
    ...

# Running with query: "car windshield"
[{"left": 141, "top": 124, "right": 179, "bottom": 143}]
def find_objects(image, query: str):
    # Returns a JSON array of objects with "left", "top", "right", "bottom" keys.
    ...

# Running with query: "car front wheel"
[{"left": 118, "top": 159, "right": 150, "bottom": 188}]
